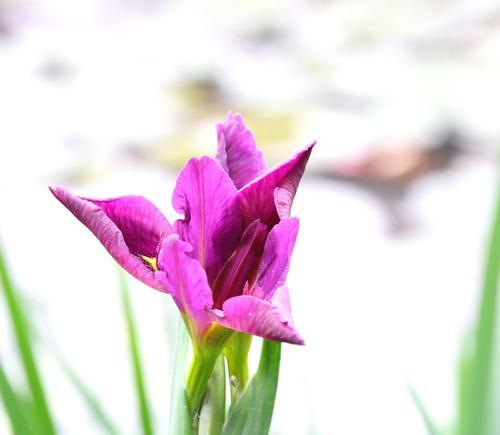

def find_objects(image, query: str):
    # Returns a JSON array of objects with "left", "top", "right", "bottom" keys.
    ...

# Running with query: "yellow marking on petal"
[{"left": 141, "top": 256, "right": 158, "bottom": 271}]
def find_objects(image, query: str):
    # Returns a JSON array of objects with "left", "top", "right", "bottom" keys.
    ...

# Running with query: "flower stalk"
[{"left": 186, "top": 350, "right": 221, "bottom": 416}]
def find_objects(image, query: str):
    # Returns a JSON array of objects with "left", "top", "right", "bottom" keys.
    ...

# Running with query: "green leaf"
[
  {"left": 224, "top": 333, "right": 251, "bottom": 404},
  {"left": 198, "top": 355, "right": 226, "bottom": 435},
  {"left": 0, "top": 244, "right": 57, "bottom": 435},
  {"left": 119, "top": 272, "right": 155, "bottom": 435},
  {"left": 222, "top": 340, "right": 281, "bottom": 435},
  {"left": 168, "top": 317, "right": 192, "bottom": 435},
  {"left": 408, "top": 386, "right": 440, "bottom": 435},
  {"left": 458, "top": 190, "right": 500, "bottom": 435},
  {"left": 57, "top": 355, "right": 121, "bottom": 435},
  {"left": 0, "top": 358, "right": 33, "bottom": 435}
]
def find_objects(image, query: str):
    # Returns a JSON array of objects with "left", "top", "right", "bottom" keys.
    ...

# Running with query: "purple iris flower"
[{"left": 50, "top": 113, "right": 314, "bottom": 346}]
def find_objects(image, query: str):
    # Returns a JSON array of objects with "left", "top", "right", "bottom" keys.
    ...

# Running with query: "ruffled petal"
[
  {"left": 156, "top": 235, "right": 213, "bottom": 337},
  {"left": 237, "top": 142, "right": 315, "bottom": 227},
  {"left": 215, "top": 112, "right": 266, "bottom": 188},
  {"left": 213, "top": 287, "right": 304, "bottom": 345},
  {"left": 255, "top": 217, "right": 299, "bottom": 300},
  {"left": 49, "top": 186, "right": 171, "bottom": 291},
  {"left": 173, "top": 156, "right": 243, "bottom": 283}
]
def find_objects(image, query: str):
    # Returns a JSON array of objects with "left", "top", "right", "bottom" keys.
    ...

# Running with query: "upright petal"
[
  {"left": 211, "top": 220, "right": 267, "bottom": 309},
  {"left": 213, "top": 288, "right": 304, "bottom": 345},
  {"left": 216, "top": 112, "right": 266, "bottom": 188},
  {"left": 254, "top": 217, "right": 299, "bottom": 300},
  {"left": 237, "top": 142, "right": 315, "bottom": 226},
  {"left": 156, "top": 235, "right": 213, "bottom": 337},
  {"left": 49, "top": 186, "right": 172, "bottom": 291},
  {"left": 173, "top": 156, "right": 242, "bottom": 283}
]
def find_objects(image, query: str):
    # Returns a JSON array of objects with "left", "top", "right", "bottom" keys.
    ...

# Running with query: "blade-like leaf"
[
  {"left": 222, "top": 340, "right": 281, "bottom": 435},
  {"left": 458, "top": 190, "right": 500, "bottom": 435},
  {"left": 57, "top": 355, "right": 121, "bottom": 435},
  {"left": 168, "top": 317, "right": 192, "bottom": 435},
  {"left": 119, "top": 272, "right": 155, "bottom": 435},
  {"left": 0, "top": 359, "right": 33, "bottom": 435},
  {"left": 198, "top": 355, "right": 226, "bottom": 435},
  {"left": 0, "top": 245, "right": 57, "bottom": 435},
  {"left": 408, "top": 386, "right": 440, "bottom": 435}
]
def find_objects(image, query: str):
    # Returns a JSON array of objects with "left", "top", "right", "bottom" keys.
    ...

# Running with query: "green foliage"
[
  {"left": 168, "top": 317, "right": 192, "bottom": 435},
  {"left": 224, "top": 333, "right": 251, "bottom": 403},
  {"left": 58, "top": 356, "right": 121, "bottom": 435},
  {"left": 457, "top": 192, "right": 500, "bottom": 435},
  {"left": 0, "top": 245, "right": 57, "bottom": 435},
  {"left": 119, "top": 272, "right": 156, "bottom": 435},
  {"left": 198, "top": 356, "right": 226, "bottom": 435},
  {"left": 414, "top": 190, "right": 500, "bottom": 435},
  {"left": 0, "top": 359, "right": 33, "bottom": 435},
  {"left": 221, "top": 340, "right": 281, "bottom": 435},
  {"left": 409, "top": 386, "right": 440, "bottom": 435}
]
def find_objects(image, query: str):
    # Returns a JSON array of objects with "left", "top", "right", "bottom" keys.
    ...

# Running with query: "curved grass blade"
[
  {"left": 57, "top": 355, "right": 121, "bottom": 435},
  {"left": 119, "top": 272, "right": 155, "bottom": 435},
  {"left": 168, "top": 317, "right": 192, "bottom": 435},
  {"left": 0, "top": 359, "right": 33, "bottom": 435},
  {"left": 408, "top": 386, "right": 440, "bottom": 435},
  {"left": 458, "top": 189, "right": 500, "bottom": 435},
  {"left": 222, "top": 340, "right": 281, "bottom": 435},
  {"left": 0, "top": 245, "right": 57, "bottom": 435}
]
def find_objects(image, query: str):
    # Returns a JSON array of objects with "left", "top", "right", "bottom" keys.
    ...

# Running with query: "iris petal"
[
  {"left": 49, "top": 186, "right": 171, "bottom": 291},
  {"left": 173, "top": 156, "right": 243, "bottom": 284},
  {"left": 237, "top": 142, "right": 315, "bottom": 227},
  {"left": 213, "top": 287, "right": 304, "bottom": 345},
  {"left": 156, "top": 235, "right": 213, "bottom": 338},
  {"left": 216, "top": 112, "right": 266, "bottom": 189}
]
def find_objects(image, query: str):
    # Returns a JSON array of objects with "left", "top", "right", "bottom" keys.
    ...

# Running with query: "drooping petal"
[
  {"left": 211, "top": 220, "right": 267, "bottom": 309},
  {"left": 87, "top": 196, "right": 173, "bottom": 258},
  {"left": 237, "top": 142, "right": 315, "bottom": 226},
  {"left": 254, "top": 217, "right": 299, "bottom": 300},
  {"left": 49, "top": 186, "right": 171, "bottom": 291},
  {"left": 213, "top": 288, "right": 304, "bottom": 345},
  {"left": 173, "top": 156, "right": 242, "bottom": 284},
  {"left": 215, "top": 112, "right": 266, "bottom": 188},
  {"left": 156, "top": 234, "right": 213, "bottom": 337}
]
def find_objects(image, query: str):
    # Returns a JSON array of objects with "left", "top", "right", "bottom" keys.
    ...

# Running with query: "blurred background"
[{"left": 0, "top": 0, "right": 499, "bottom": 434}]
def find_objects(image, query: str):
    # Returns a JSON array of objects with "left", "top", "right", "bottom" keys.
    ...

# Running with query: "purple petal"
[
  {"left": 237, "top": 142, "right": 315, "bottom": 226},
  {"left": 156, "top": 234, "right": 213, "bottom": 337},
  {"left": 211, "top": 220, "right": 267, "bottom": 309},
  {"left": 49, "top": 186, "right": 171, "bottom": 291},
  {"left": 213, "top": 288, "right": 304, "bottom": 345},
  {"left": 216, "top": 112, "right": 266, "bottom": 188},
  {"left": 173, "top": 156, "right": 242, "bottom": 284},
  {"left": 255, "top": 217, "right": 299, "bottom": 300},
  {"left": 87, "top": 197, "right": 173, "bottom": 258}
]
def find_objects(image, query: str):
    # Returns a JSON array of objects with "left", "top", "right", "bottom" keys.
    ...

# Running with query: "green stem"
[
  {"left": 186, "top": 351, "right": 219, "bottom": 428},
  {"left": 198, "top": 356, "right": 226, "bottom": 435},
  {"left": 224, "top": 333, "right": 251, "bottom": 403}
]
